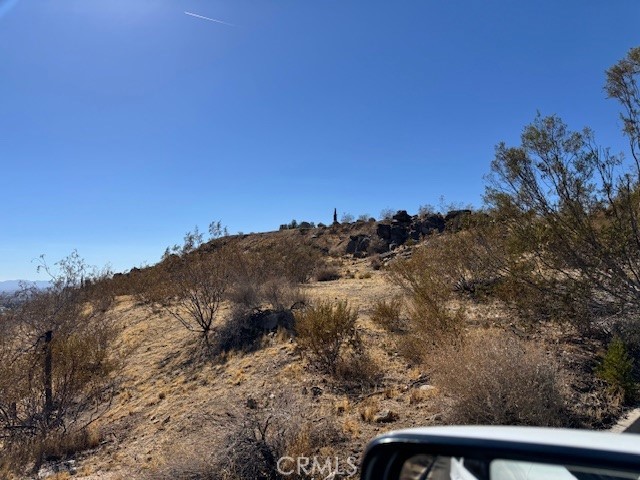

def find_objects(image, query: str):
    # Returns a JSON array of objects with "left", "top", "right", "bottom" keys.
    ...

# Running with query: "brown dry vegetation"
[{"left": 0, "top": 219, "right": 631, "bottom": 479}]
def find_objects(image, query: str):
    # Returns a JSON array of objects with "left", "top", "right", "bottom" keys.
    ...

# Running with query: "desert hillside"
[{"left": 1, "top": 211, "right": 631, "bottom": 479}]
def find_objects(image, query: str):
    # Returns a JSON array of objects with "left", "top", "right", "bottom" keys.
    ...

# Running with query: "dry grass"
[
  {"left": 358, "top": 397, "right": 380, "bottom": 423},
  {"left": 13, "top": 228, "right": 621, "bottom": 479},
  {"left": 408, "top": 386, "right": 438, "bottom": 405},
  {"left": 431, "top": 329, "right": 571, "bottom": 426},
  {"left": 342, "top": 418, "right": 360, "bottom": 439},
  {"left": 371, "top": 296, "right": 405, "bottom": 332}
]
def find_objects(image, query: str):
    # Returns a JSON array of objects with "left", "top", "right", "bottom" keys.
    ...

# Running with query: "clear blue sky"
[{"left": 1, "top": 0, "right": 638, "bottom": 280}]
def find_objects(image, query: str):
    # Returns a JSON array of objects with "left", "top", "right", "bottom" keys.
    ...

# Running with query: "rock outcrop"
[{"left": 347, "top": 209, "right": 473, "bottom": 256}]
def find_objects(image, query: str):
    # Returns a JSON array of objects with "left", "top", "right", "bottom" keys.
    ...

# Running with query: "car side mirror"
[{"left": 360, "top": 426, "right": 640, "bottom": 480}]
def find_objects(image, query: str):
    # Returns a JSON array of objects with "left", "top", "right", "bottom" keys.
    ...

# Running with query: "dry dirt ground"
[
  {"left": 47, "top": 258, "right": 450, "bottom": 479},
  {"left": 33, "top": 246, "right": 619, "bottom": 479}
]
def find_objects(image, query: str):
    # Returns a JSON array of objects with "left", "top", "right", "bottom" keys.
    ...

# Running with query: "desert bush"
[
  {"left": 218, "top": 397, "right": 343, "bottom": 480},
  {"left": 149, "top": 398, "right": 345, "bottom": 480},
  {"left": 597, "top": 337, "right": 637, "bottom": 405},
  {"left": 395, "top": 334, "right": 428, "bottom": 366},
  {"left": 262, "top": 238, "right": 323, "bottom": 284},
  {"left": 295, "top": 301, "right": 361, "bottom": 374},
  {"left": 379, "top": 208, "right": 395, "bottom": 221},
  {"left": 315, "top": 266, "right": 341, "bottom": 282},
  {"left": 480, "top": 48, "right": 640, "bottom": 331},
  {"left": 140, "top": 235, "right": 233, "bottom": 345},
  {"left": 36, "top": 425, "right": 102, "bottom": 462},
  {"left": 228, "top": 240, "right": 321, "bottom": 310},
  {"left": 358, "top": 397, "right": 380, "bottom": 423},
  {"left": 260, "top": 278, "right": 308, "bottom": 311},
  {"left": 387, "top": 240, "right": 467, "bottom": 350},
  {"left": 213, "top": 305, "right": 296, "bottom": 355},
  {"left": 611, "top": 317, "right": 640, "bottom": 361},
  {"left": 0, "top": 253, "right": 119, "bottom": 474},
  {"left": 432, "top": 330, "right": 570, "bottom": 426},
  {"left": 334, "top": 351, "right": 383, "bottom": 391},
  {"left": 371, "top": 297, "right": 405, "bottom": 333}
]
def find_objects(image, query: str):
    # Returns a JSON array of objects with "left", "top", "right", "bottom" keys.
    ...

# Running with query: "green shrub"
[
  {"left": 295, "top": 301, "right": 361, "bottom": 374},
  {"left": 387, "top": 240, "right": 467, "bottom": 351},
  {"left": 371, "top": 297, "right": 405, "bottom": 332},
  {"left": 597, "top": 337, "right": 636, "bottom": 405}
]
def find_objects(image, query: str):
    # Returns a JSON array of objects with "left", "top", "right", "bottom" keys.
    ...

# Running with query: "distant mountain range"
[{"left": 0, "top": 280, "right": 50, "bottom": 293}]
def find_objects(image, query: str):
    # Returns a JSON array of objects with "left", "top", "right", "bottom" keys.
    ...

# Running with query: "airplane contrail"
[{"left": 184, "top": 11, "right": 235, "bottom": 27}]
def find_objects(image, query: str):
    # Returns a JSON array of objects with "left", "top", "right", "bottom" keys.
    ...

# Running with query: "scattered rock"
[
  {"left": 374, "top": 409, "right": 399, "bottom": 423},
  {"left": 38, "top": 460, "right": 77, "bottom": 479}
]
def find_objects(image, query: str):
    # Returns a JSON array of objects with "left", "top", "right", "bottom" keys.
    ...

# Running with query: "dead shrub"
[
  {"left": 261, "top": 278, "right": 308, "bottom": 311},
  {"left": 358, "top": 397, "right": 380, "bottom": 423},
  {"left": 395, "top": 334, "right": 429, "bottom": 366},
  {"left": 315, "top": 266, "right": 341, "bottom": 282},
  {"left": 335, "top": 351, "right": 384, "bottom": 392},
  {"left": 295, "top": 301, "right": 361, "bottom": 374},
  {"left": 0, "top": 253, "right": 119, "bottom": 475},
  {"left": 253, "top": 238, "right": 323, "bottom": 285},
  {"left": 227, "top": 242, "right": 313, "bottom": 313},
  {"left": 155, "top": 394, "right": 343, "bottom": 480},
  {"left": 141, "top": 247, "right": 232, "bottom": 345},
  {"left": 213, "top": 305, "right": 296, "bottom": 355},
  {"left": 408, "top": 386, "right": 438, "bottom": 405},
  {"left": 370, "top": 296, "right": 405, "bottom": 333},
  {"left": 432, "top": 330, "right": 570, "bottom": 426},
  {"left": 38, "top": 425, "right": 102, "bottom": 462}
]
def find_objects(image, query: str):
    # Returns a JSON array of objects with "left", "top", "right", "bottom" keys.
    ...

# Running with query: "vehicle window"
[{"left": 399, "top": 456, "right": 640, "bottom": 480}]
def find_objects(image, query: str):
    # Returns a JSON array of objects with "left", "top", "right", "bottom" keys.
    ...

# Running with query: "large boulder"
[
  {"left": 390, "top": 224, "right": 409, "bottom": 246},
  {"left": 346, "top": 234, "right": 371, "bottom": 255},
  {"left": 392, "top": 210, "right": 413, "bottom": 224},
  {"left": 377, "top": 223, "right": 392, "bottom": 240},
  {"left": 419, "top": 214, "right": 445, "bottom": 234}
]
